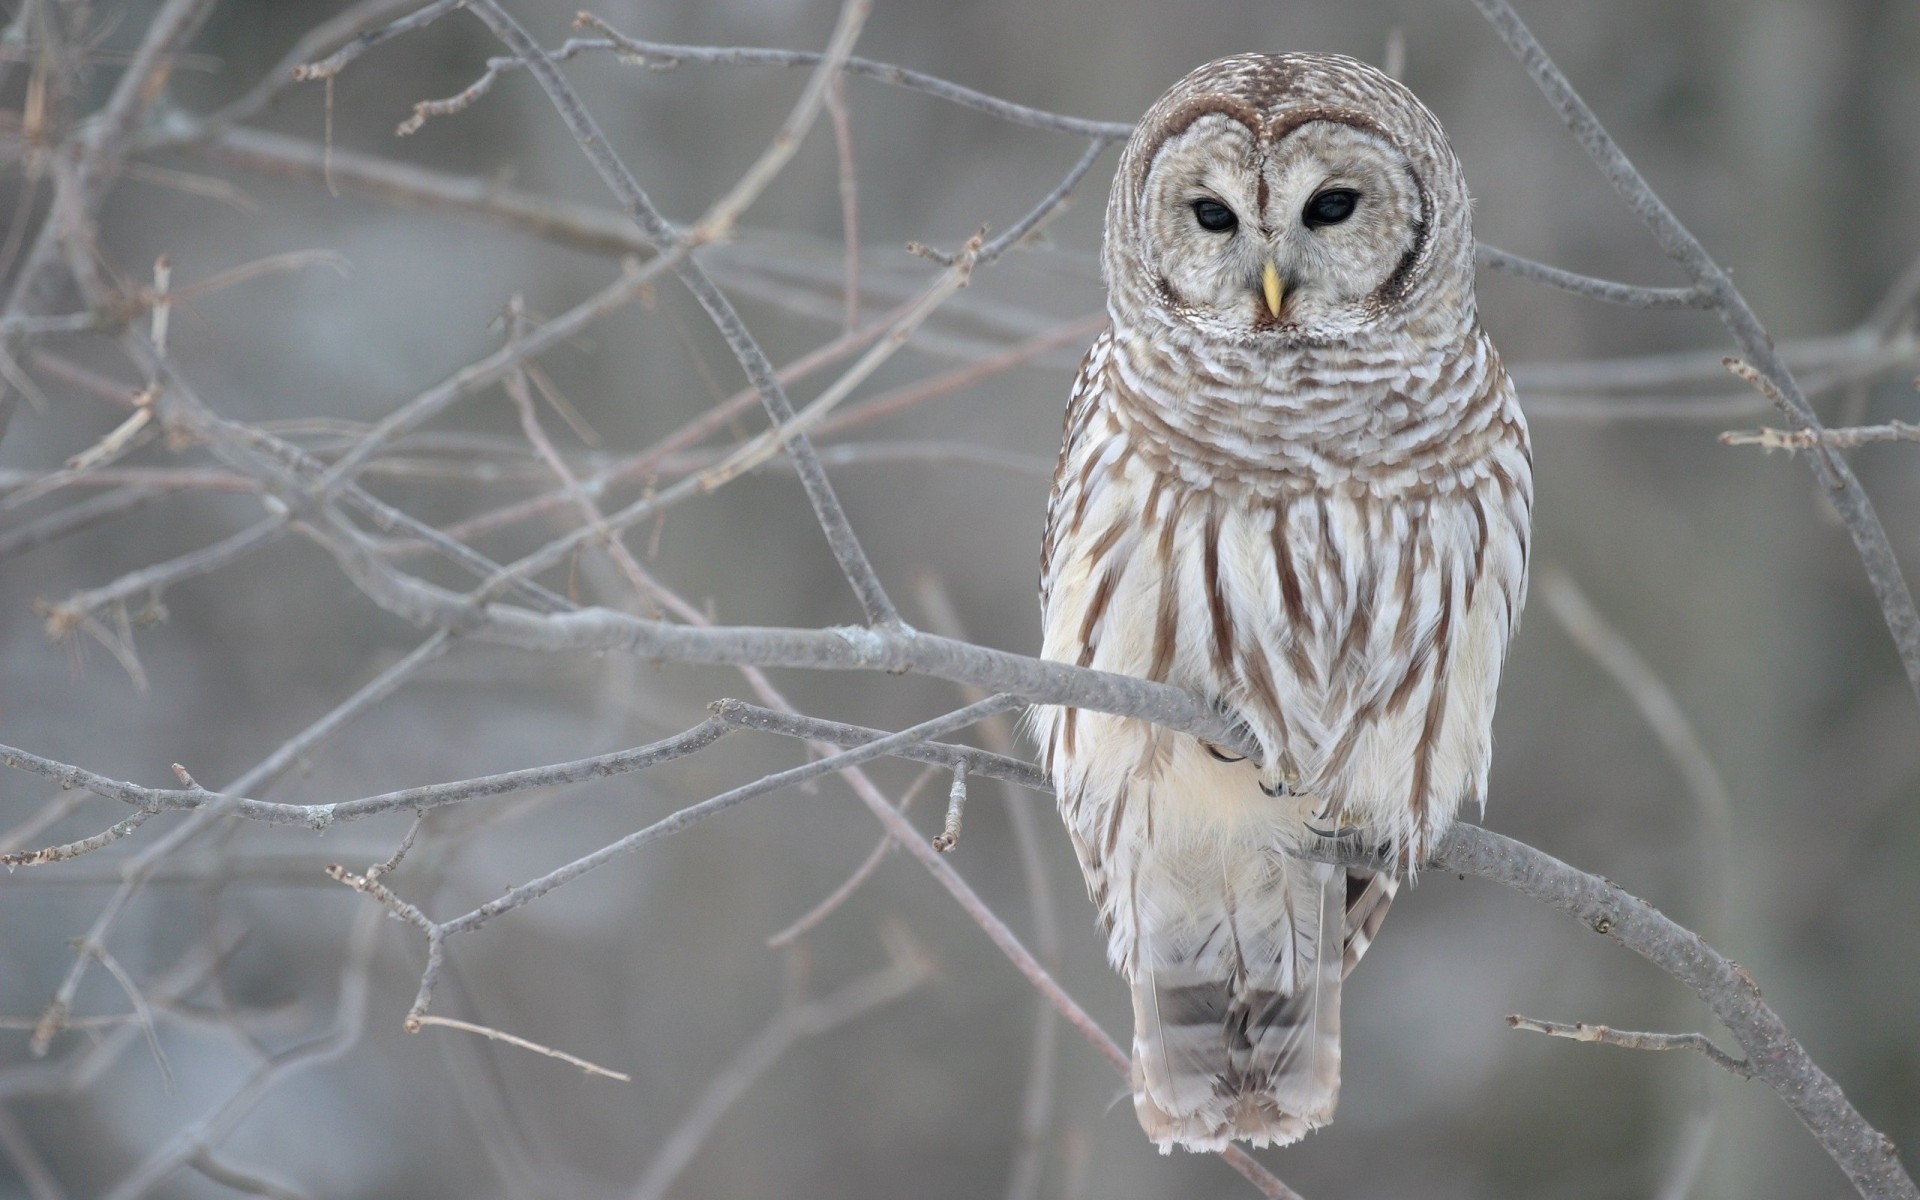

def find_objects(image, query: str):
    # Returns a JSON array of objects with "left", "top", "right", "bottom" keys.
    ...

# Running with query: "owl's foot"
[{"left": 1200, "top": 729, "right": 1294, "bottom": 797}]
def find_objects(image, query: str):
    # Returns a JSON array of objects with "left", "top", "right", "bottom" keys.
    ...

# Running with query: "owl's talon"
[
  {"left": 1203, "top": 742, "right": 1246, "bottom": 764},
  {"left": 1258, "top": 780, "right": 1287, "bottom": 798}
]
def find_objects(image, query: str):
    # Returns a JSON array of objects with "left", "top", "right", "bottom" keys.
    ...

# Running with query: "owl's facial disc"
[{"left": 1139, "top": 114, "right": 1427, "bottom": 343}]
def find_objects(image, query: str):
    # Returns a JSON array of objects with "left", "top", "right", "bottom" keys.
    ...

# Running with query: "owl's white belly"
[{"left": 1037, "top": 398, "right": 1530, "bottom": 870}]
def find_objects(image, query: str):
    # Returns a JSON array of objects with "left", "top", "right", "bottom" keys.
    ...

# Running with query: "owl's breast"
[{"left": 1040, "top": 356, "right": 1530, "bottom": 853}]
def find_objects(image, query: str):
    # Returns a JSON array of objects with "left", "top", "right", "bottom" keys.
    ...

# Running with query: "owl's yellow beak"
[{"left": 1261, "top": 260, "right": 1286, "bottom": 319}]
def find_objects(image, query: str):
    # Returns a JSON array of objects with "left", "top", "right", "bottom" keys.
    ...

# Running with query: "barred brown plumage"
[{"left": 1034, "top": 53, "right": 1532, "bottom": 1151}]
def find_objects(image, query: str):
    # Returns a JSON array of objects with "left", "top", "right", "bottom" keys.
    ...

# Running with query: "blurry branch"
[
  {"left": 1505, "top": 1015, "right": 1752, "bottom": 1079},
  {"left": 196, "top": 0, "right": 431, "bottom": 132},
  {"left": 0, "top": 0, "right": 219, "bottom": 438},
  {"left": 423, "top": 13, "right": 1135, "bottom": 142},
  {"left": 1471, "top": 0, "right": 1920, "bottom": 712},
  {"left": 37, "top": 514, "right": 289, "bottom": 644},
  {"left": 1721, "top": 419, "right": 1920, "bottom": 452},
  {"left": 94, "top": 906, "right": 382, "bottom": 1200},
  {"left": 1539, "top": 568, "right": 1738, "bottom": 1192},
  {"left": 0, "top": 1106, "right": 63, "bottom": 1200},
  {"left": 1475, "top": 245, "right": 1708, "bottom": 309},
  {"left": 3, "top": 5, "right": 1915, "bottom": 1199},
  {"left": 185, "top": 1155, "right": 307, "bottom": 1200},
  {"left": 628, "top": 929, "right": 931, "bottom": 1200},
  {"left": 458, "top": 0, "right": 902, "bottom": 629},
  {"left": 695, "top": 0, "right": 870, "bottom": 245},
  {"left": 286, "top": 0, "right": 461, "bottom": 84},
  {"left": 1540, "top": 570, "right": 1733, "bottom": 937},
  {"left": 826, "top": 73, "right": 860, "bottom": 331},
  {"left": 914, "top": 574, "right": 1065, "bottom": 1200},
  {"left": 764, "top": 765, "right": 941, "bottom": 948}
]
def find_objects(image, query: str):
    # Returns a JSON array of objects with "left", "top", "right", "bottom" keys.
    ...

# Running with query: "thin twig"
[
  {"left": 764, "top": 765, "right": 940, "bottom": 948},
  {"left": 409, "top": 1015, "right": 631, "bottom": 1082},
  {"left": 38, "top": 515, "right": 290, "bottom": 641},
  {"left": 568, "top": 17, "right": 1133, "bottom": 140},
  {"left": 628, "top": 932, "right": 931, "bottom": 1200},
  {"left": 1720, "top": 420, "right": 1920, "bottom": 452},
  {"left": 0, "top": 808, "right": 159, "bottom": 868},
  {"left": 288, "top": 0, "right": 460, "bottom": 82},
  {"left": 1476, "top": 245, "right": 1708, "bottom": 309},
  {"left": 696, "top": 0, "right": 870, "bottom": 244},
  {"left": 697, "top": 235, "right": 982, "bottom": 489},
  {"left": 825, "top": 73, "right": 860, "bottom": 332},
  {"left": 1541, "top": 570, "right": 1733, "bottom": 937},
  {"left": 1506, "top": 1015, "right": 1752, "bottom": 1079},
  {"left": 0, "top": 719, "right": 733, "bottom": 828}
]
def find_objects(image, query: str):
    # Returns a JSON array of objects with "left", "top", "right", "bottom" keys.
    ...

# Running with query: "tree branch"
[{"left": 1470, "top": 0, "right": 1920, "bottom": 711}]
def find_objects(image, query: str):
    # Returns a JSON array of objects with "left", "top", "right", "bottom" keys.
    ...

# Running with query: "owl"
[{"left": 1034, "top": 54, "right": 1532, "bottom": 1152}]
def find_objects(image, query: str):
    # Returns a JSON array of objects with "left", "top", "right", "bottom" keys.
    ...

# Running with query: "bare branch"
[
  {"left": 409, "top": 1015, "right": 632, "bottom": 1082},
  {"left": 0, "top": 719, "right": 733, "bottom": 828},
  {"left": 38, "top": 515, "right": 289, "bottom": 642},
  {"left": 1506, "top": 1014, "right": 1753, "bottom": 1079},
  {"left": 429, "top": 696, "right": 1020, "bottom": 941},
  {"left": 0, "top": 0, "right": 219, "bottom": 441},
  {"left": 570, "top": 15, "right": 1133, "bottom": 141},
  {"left": 0, "top": 808, "right": 159, "bottom": 868},
  {"left": 711, "top": 701, "right": 1051, "bottom": 791},
  {"left": 697, "top": 236, "right": 981, "bottom": 490},
  {"left": 825, "top": 73, "right": 860, "bottom": 331},
  {"left": 187, "top": 1153, "right": 309, "bottom": 1200},
  {"left": 1471, "top": 0, "right": 1920, "bottom": 712},
  {"left": 315, "top": 260, "right": 662, "bottom": 489},
  {"left": 1476, "top": 244, "right": 1709, "bottom": 309},
  {"left": 288, "top": 0, "right": 461, "bottom": 83},
  {"left": 1541, "top": 570, "right": 1733, "bottom": 936},
  {"left": 1394, "top": 826, "right": 1915, "bottom": 1200},
  {"left": 696, "top": 0, "right": 870, "bottom": 244},
  {"left": 1721, "top": 420, "right": 1920, "bottom": 452},
  {"left": 462, "top": 0, "right": 905, "bottom": 629}
]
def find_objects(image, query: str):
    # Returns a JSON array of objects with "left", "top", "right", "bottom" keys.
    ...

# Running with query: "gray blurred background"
[{"left": 2, "top": 0, "right": 1918, "bottom": 1197}]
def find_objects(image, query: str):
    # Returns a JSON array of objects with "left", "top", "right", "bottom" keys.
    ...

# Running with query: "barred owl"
[{"left": 1035, "top": 54, "right": 1532, "bottom": 1151}]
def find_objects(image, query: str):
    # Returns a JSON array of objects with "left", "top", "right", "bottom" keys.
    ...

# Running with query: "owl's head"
[{"left": 1104, "top": 53, "right": 1475, "bottom": 347}]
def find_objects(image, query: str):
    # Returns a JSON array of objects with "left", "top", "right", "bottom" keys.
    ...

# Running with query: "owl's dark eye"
[
  {"left": 1303, "top": 188, "right": 1360, "bottom": 229},
  {"left": 1191, "top": 198, "right": 1238, "bottom": 233}
]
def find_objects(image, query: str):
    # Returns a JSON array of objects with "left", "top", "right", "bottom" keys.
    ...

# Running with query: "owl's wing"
[
  {"left": 1038, "top": 326, "right": 1114, "bottom": 612},
  {"left": 1341, "top": 867, "right": 1399, "bottom": 978}
]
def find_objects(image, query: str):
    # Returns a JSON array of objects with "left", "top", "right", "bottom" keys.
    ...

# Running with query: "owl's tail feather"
[{"left": 1127, "top": 856, "right": 1348, "bottom": 1153}]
